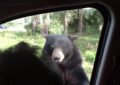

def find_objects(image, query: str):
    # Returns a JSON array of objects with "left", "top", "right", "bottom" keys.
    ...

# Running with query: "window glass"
[{"left": 0, "top": 8, "right": 103, "bottom": 80}]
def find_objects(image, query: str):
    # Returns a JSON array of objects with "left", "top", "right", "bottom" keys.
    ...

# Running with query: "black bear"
[
  {"left": 0, "top": 42, "right": 64, "bottom": 85},
  {"left": 41, "top": 34, "right": 89, "bottom": 85}
]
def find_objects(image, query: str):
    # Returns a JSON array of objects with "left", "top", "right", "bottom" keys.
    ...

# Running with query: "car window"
[{"left": 0, "top": 8, "right": 103, "bottom": 80}]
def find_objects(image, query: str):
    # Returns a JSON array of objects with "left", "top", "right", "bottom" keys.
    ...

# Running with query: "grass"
[
  {"left": 0, "top": 31, "right": 45, "bottom": 50},
  {"left": 75, "top": 31, "right": 101, "bottom": 79},
  {"left": 0, "top": 30, "right": 101, "bottom": 80}
]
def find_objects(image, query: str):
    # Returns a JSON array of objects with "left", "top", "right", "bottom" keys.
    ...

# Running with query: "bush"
[{"left": 85, "top": 50, "right": 96, "bottom": 63}]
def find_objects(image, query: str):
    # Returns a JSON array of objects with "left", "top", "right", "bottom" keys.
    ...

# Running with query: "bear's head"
[{"left": 42, "top": 35, "right": 77, "bottom": 64}]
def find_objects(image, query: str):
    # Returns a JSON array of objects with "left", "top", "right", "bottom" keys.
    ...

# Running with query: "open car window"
[{"left": 0, "top": 7, "right": 103, "bottom": 83}]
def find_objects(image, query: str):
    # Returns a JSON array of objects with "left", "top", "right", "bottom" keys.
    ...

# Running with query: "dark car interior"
[{"left": 0, "top": 0, "right": 120, "bottom": 85}]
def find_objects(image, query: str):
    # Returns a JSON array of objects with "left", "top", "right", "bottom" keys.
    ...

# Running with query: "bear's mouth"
[
  {"left": 52, "top": 48, "right": 64, "bottom": 63},
  {"left": 54, "top": 57, "right": 61, "bottom": 62}
]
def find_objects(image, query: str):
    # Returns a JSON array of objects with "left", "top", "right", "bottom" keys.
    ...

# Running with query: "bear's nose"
[
  {"left": 53, "top": 57, "right": 60, "bottom": 62},
  {"left": 52, "top": 48, "right": 65, "bottom": 63}
]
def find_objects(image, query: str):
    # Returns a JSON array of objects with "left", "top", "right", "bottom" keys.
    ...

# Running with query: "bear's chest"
[{"left": 59, "top": 64, "right": 78, "bottom": 85}]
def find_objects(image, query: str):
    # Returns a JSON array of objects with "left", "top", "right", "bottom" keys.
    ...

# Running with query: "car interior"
[{"left": 0, "top": 0, "right": 120, "bottom": 85}]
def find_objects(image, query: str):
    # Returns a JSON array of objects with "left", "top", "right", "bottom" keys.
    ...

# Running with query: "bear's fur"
[
  {"left": 42, "top": 35, "right": 89, "bottom": 85},
  {"left": 0, "top": 42, "right": 64, "bottom": 85}
]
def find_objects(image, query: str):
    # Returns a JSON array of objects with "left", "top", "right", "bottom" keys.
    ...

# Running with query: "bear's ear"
[{"left": 67, "top": 35, "right": 78, "bottom": 41}]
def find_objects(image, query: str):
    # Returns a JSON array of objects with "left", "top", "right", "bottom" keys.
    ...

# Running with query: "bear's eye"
[
  {"left": 44, "top": 44, "right": 54, "bottom": 55},
  {"left": 51, "top": 45, "right": 55, "bottom": 48}
]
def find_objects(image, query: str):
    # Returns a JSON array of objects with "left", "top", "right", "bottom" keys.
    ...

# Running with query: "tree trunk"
[
  {"left": 31, "top": 15, "right": 40, "bottom": 34},
  {"left": 41, "top": 13, "right": 50, "bottom": 37},
  {"left": 44, "top": 13, "right": 50, "bottom": 28},
  {"left": 63, "top": 11, "right": 68, "bottom": 34},
  {"left": 78, "top": 9, "right": 84, "bottom": 34},
  {"left": 39, "top": 14, "right": 44, "bottom": 28}
]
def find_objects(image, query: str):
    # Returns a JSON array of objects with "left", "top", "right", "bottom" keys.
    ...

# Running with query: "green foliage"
[
  {"left": 0, "top": 31, "right": 45, "bottom": 51},
  {"left": 85, "top": 50, "right": 96, "bottom": 63},
  {"left": 84, "top": 8, "right": 103, "bottom": 31},
  {"left": 24, "top": 22, "right": 32, "bottom": 35},
  {"left": 75, "top": 31, "right": 100, "bottom": 63},
  {"left": 84, "top": 25, "right": 101, "bottom": 35},
  {"left": 50, "top": 20, "right": 64, "bottom": 34},
  {"left": 68, "top": 18, "right": 78, "bottom": 33},
  {"left": 67, "top": 8, "right": 103, "bottom": 34}
]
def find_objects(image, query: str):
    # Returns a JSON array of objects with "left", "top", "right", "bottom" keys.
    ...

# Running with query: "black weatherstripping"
[{"left": 90, "top": 3, "right": 113, "bottom": 85}]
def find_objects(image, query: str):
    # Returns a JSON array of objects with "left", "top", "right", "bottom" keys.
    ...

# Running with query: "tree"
[
  {"left": 39, "top": 14, "right": 44, "bottom": 28},
  {"left": 31, "top": 15, "right": 40, "bottom": 34},
  {"left": 63, "top": 11, "right": 68, "bottom": 34},
  {"left": 41, "top": 13, "right": 51, "bottom": 36},
  {"left": 78, "top": 9, "right": 84, "bottom": 34},
  {"left": 84, "top": 8, "right": 103, "bottom": 32}
]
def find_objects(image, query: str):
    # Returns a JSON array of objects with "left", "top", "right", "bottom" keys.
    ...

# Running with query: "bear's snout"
[{"left": 52, "top": 48, "right": 64, "bottom": 63}]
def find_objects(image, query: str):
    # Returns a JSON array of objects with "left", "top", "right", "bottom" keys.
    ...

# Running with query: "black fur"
[
  {"left": 0, "top": 42, "right": 64, "bottom": 85},
  {"left": 42, "top": 35, "right": 89, "bottom": 85}
]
